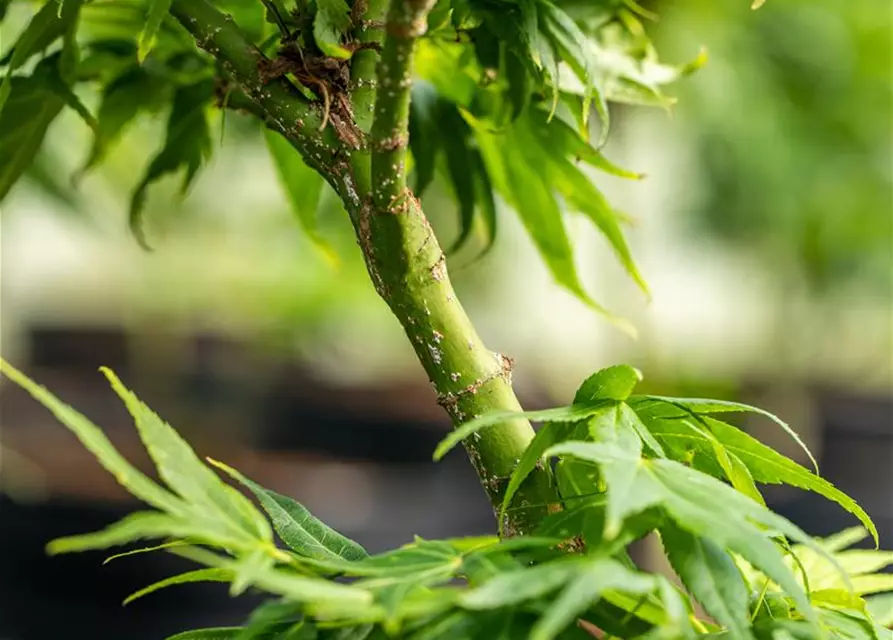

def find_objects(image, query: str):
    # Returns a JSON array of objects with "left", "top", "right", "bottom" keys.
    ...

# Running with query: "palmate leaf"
[
  {"left": 631, "top": 395, "right": 819, "bottom": 473},
  {"left": 518, "top": 111, "right": 649, "bottom": 295},
  {"left": 0, "top": 360, "right": 185, "bottom": 514},
  {"left": 138, "top": 0, "right": 175, "bottom": 61},
  {"left": 474, "top": 120, "right": 636, "bottom": 333},
  {"left": 633, "top": 402, "right": 877, "bottom": 543},
  {"left": 661, "top": 522, "right": 754, "bottom": 640},
  {"left": 130, "top": 79, "right": 213, "bottom": 248},
  {"left": 46, "top": 511, "right": 250, "bottom": 554},
  {"left": 208, "top": 459, "right": 368, "bottom": 562},
  {"left": 0, "top": 0, "right": 85, "bottom": 115},
  {"left": 529, "top": 558, "right": 657, "bottom": 640},
  {"left": 543, "top": 441, "right": 838, "bottom": 628},
  {"left": 79, "top": 65, "right": 167, "bottom": 175},
  {"left": 100, "top": 368, "right": 272, "bottom": 543},
  {"left": 0, "top": 75, "right": 64, "bottom": 202}
]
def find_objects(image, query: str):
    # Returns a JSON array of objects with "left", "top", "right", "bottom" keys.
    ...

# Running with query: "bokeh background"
[{"left": 1, "top": 0, "right": 891, "bottom": 637}]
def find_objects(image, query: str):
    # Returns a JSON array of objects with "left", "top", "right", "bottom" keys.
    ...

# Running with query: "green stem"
[
  {"left": 348, "top": 0, "right": 388, "bottom": 198},
  {"left": 169, "top": 0, "right": 345, "bottom": 178},
  {"left": 369, "top": 0, "right": 435, "bottom": 209},
  {"left": 168, "top": 0, "right": 562, "bottom": 534},
  {"left": 343, "top": 192, "right": 558, "bottom": 534}
]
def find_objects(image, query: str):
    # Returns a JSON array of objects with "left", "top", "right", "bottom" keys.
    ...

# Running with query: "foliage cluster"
[{"left": 2, "top": 360, "right": 890, "bottom": 638}]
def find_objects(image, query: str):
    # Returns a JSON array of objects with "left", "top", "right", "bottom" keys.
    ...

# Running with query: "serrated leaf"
[
  {"left": 433, "top": 403, "right": 606, "bottom": 461},
  {"left": 100, "top": 368, "right": 271, "bottom": 543},
  {"left": 517, "top": 116, "right": 648, "bottom": 294},
  {"left": 0, "top": 76, "right": 63, "bottom": 202},
  {"left": 166, "top": 629, "right": 243, "bottom": 640},
  {"left": 504, "top": 49, "right": 532, "bottom": 119},
  {"left": 130, "top": 79, "right": 213, "bottom": 248},
  {"left": 573, "top": 365, "right": 642, "bottom": 403},
  {"left": 475, "top": 126, "right": 635, "bottom": 333},
  {"left": 208, "top": 459, "right": 367, "bottom": 562},
  {"left": 538, "top": 1, "right": 609, "bottom": 143},
  {"left": 314, "top": 0, "right": 352, "bottom": 59},
  {"left": 0, "top": 0, "right": 85, "bottom": 115},
  {"left": 534, "top": 108, "right": 641, "bottom": 179},
  {"left": 530, "top": 558, "right": 655, "bottom": 640},
  {"left": 47, "top": 511, "right": 247, "bottom": 554},
  {"left": 264, "top": 128, "right": 337, "bottom": 265},
  {"left": 661, "top": 522, "right": 754, "bottom": 639},
  {"left": 439, "top": 102, "right": 477, "bottom": 253},
  {"left": 544, "top": 442, "right": 837, "bottom": 627},
  {"left": 79, "top": 67, "right": 163, "bottom": 174},
  {"left": 459, "top": 558, "right": 580, "bottom": 609},
  {"left": 634, "top": 395, "right": 819, "bottom": 474},
  {"left": 580, "top": 410, "right": 646, "bottom": 538},
  {"left": 409, "top": 81, "right": 440, "bottom": 197},
  {"left": 138, "top": 0, "right": 174, "bottom": 61},
  {"left": 124, "top": 568, "right": 233, "bottom": 605},
  {"left": 0, "top": 360, "right": 185, "bottom": 514},
  {"left": 702, "top": 416, "right": 875, "bottom": 543},
  {"left": 638, "top": 409, "right": 876, "bottom": 545}
]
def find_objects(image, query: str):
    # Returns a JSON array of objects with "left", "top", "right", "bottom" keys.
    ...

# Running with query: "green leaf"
[
  {"left": 637, "top": 407, "right": 876, "bottom": 544},
  {"left": 0, "top": 0, "right": 85, "bottom": 116},
  {"left": 264, "top": 128, "right": 336, "bottom": 265},
  {"left": 660, "top": 522, "right": 754, "bottom": 639},
  {"left": 79, "top": 67, "right": 164, "bottom": 174},
  {"left": 138, "top": 0, "right": 174, "bottom": 61},
  {"left": 433, "top": 403, "right": 606, "bottom": 461},
  {"left": 238, "top": 599, "right": 304, "bottom": 639},
  {"left": 504, "top": 49, "right": 532, "bottom": 119},
  {"left": 0, "top": 75, "right": 63, "bottom": 202},
  {"left": 517, "top": 115, "right": 648, "bottom": 294},
  {"left": 476, "top": 123, "right": 635, "bottom": 334},
  {"left": 573, "top": 365, "right": 642, "bottom": 403},
  {"left": 459, "top": 558, "right": 580, "bottom": 609},
  {"left": 124, "top": 568, "right": 233, "bottom": 605},
  {"left": 166, "top": 629, "right": 243, "bottom": 640},
  {"left": 703, "top": 416, "right": 876, "bottom": 544},
  {"left": 439, "top": 103, "right": 478, "bottom": 254},
  {"left": 581, "top": 409, "right": 647, "bottom": 537},
  {"left": 533, "top": 109, "right": 641, "bottom": 179},
  {"left": 0, "top": 360, "right": 185, "bottom": 514},
  {"left": 104, "top": 540, "right": 189, "bottom": 564},
  {"left": 866, "top": 592, "right": 893, "bottom": 627},
  {"left": 530, "top": 558, "right": 655, "bottom": 640},
  {"left": 538, "top": 1, "right": 609, "bottom": 143},
  {"left": 209, "top": 459, "right": 368, "bottom": 562},
  {"left": 47, "top": 511, "right": 248, "bottom": 554},
  {"left": 409, "top": 81, "right": 440, "bottom": 197},
  {"left": 130, "top": 79, "right": 213, "bottom": 248},
  {"left": 100, "top": 368, "right": 271, "bottom": 543},
  {"left": 634, "top": 395, "right": 819, "bottom": 473},
  {"left": 314, "top": 0, "right": 352, "bottom": 59},
  {"left": 230, "top": 548, "right": 275, "bottom": 597},
  {"left": 544, "top": 442, "right": 833, "bottom": 626}
]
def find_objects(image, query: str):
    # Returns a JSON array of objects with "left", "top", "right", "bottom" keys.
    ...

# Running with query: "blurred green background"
[{"left": 1, "top": 0, "right": 891, "bottom": 637}]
